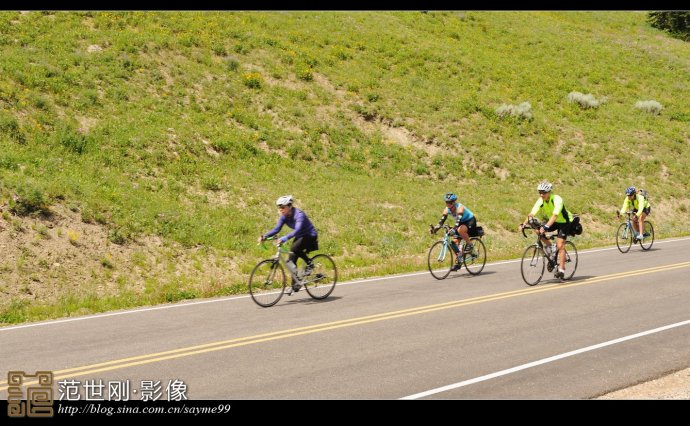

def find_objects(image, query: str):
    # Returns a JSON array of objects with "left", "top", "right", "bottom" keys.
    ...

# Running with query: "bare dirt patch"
[{"left": 0, "top": 203, "right": 245, "bottom": 323}]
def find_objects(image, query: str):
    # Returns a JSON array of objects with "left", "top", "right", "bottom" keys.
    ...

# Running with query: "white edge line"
[
  {"left": 400, "top": 318, "right": 690, "bottom": 400},
  {"left": 2, "top": 236, "right": 689, "bottom": 332}
]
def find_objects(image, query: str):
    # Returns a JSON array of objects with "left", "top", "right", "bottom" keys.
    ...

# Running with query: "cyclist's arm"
[
  {"left": 544, "top": 214, "right": 558, "bottom": 230},
  {"left": 522, "top": 198, "right": 542, "bottom": 227},
  {"left": 263, "top": 216, "right": 286, "bottom": 239},
  {"left": 280, "top": 210, "right": 306, "bottom": 242},
  {"left": 620, "top": 197, "right": 630, "bottom": 216},
  {"left": 634, "top": 193, "right": 646, "bottom": 215},
  {"left": 453, "top": 205, "right": 466, "bottom": 228},
  {"left": 436, "top": 208, "right": 449, "bottom": 228}
]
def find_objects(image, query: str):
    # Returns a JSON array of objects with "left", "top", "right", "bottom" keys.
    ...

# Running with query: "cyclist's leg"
[
  {"left": 639, "top": 209, "right": 649, "bottom": 236},
  {"left": 460, "top": 217, "right": 476, "bottom": 245},
  {"left": 538, "top": 231, "right": 551, "bottom": 249},
  {"left": 448, "top": 228, "right": 461, "bottom": 255},
  {"left": 631, "top": 213, "right": 640, "bottom": 234},
  {"left": 457, "top": 223, "right": 470, "bottom": 245},
  {"left": 290, "top": 236, "right": 310, "bottom": 265},
  {"left": 556, "top": 225, "right": 568, "bottom": 272}
]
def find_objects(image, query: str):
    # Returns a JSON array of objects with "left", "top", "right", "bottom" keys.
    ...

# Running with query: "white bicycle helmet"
[
  {"left": 276, "top": 195, "right": 294, "bottom": 206},
  {"left": 537, "top": 182, "right": 552, "bottom": 192}
]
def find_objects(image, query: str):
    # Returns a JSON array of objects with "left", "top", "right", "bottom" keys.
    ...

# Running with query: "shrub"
[
  {"left": 296, "top": 67, "right": 313, "bottom": 81},
  {"left": 9, "top": 185, "right": 50, "bottom": 216},
  {"left": 226, "top": 56, "right": 240, "bottom": 71},
  {"left": 635, "top": 100, "right": 663, "bottom": 115},
  {"left": 496, "top": 102, "right": 532, "bottom": 121},
  {"left": 55, "top": 124, "right": 92, "bottom": 154},
  {"left": 212, "top": 45, "right": 227, "bottom": 56},
  {"left": 0, "top": 112, "right": 26, "bottom": 144},
  {"left": 243, "top": 72, "right": 262, "bottom": 89},
  {"left": 567, "top": 91, "right": 605, "bottom": 109},
  {"left": 108, "top": 228, "right": 127, "bottom": 245}
]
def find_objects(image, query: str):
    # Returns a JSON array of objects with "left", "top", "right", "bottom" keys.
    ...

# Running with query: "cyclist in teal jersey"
[{"left": 431, "top": 193, "right": 477, "bottom": 271}]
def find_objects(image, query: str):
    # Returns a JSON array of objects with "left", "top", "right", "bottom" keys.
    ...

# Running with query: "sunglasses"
[{"left": 538, "top": 191, "right": 548, "bottom": 195}]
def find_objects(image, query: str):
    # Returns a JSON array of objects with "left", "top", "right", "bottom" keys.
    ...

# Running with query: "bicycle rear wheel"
[
  {"left": 558, "top": 241, "right": 578, "bottom": 280},
  {"left": 427, "top": 240, "right": 453, "bottom": 280},
  {"left": 248, "top": 260, "right": 286, "bottom": 307},
  {"left": 304, "top": 254, "right": 337, "bottom": 300},
  {"left": 521, "top": 245, "right": 545, "bottom": 286},
  {"left": 640, "top": 221, "right": 654, "bottom": 251},
  {"left": 615, "top": 223, "right": 632, "bottom": 253},
  {"left": 464, "top": 237, "right": 486, "bottom": 275}
]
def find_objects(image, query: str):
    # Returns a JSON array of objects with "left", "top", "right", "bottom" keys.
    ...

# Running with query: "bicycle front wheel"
[
  {"left": 248, "top": 260, "right": 286, "bottom": 307},
  {"left": 427, "top": 240, "right": 453, "bottom": 280},
  {"left": 640, "top": 221, "right": 654, "bottom": 251},
  {"left": 304, "top": 254, "right": 337, "bottom": 300},
  {"left": 558, "top": 241, "right": 578, "bottom": 280},
  {"left": 464, "top": 237, "right": 486, "bottom": 275},
  {"left": 521, "top": 245, "right": 545, "bottom": 286},
  {"left": 616, "top": 223, "right": 632, "bottom": 253}
]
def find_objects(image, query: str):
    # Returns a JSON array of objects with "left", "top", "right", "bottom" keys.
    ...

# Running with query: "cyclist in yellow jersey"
[
  {"left": 519, "top": 182, "right": 573, "bottom": 279},
  {"left": 617, "top": 186, "right": 651, "bottom": 242}
]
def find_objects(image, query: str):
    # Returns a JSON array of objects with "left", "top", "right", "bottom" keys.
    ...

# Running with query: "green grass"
[{"left": 1, "top": 11, "right": 689, "bottom": 323}]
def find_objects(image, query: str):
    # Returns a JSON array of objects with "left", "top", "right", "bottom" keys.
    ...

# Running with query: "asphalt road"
[{"left": 2, "top": 237, "right": 689, "bottom": 400}]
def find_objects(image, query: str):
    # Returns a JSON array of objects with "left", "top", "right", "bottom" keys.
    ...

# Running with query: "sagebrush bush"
[
  {"left": 0, "top": 112, "right": 26, "bottom": 144},
  {"left": 635, "top": 100, "right": 663, "bottom": 115},
  {"left": 496, "top": 102, "right": 532, "bottom": 120},
  {"left": 226, "top": 56, "right": 240, "bottom": 71},
  {"left": 567, "top": 91, "right": 605, "bottom": 109},
  {"left": 9, "top": 185, "right": 50, "bottom": 216}
]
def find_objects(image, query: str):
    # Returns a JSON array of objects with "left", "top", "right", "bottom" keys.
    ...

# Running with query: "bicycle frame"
[
  {"left": 261, "top": 237, "right": 302, "bottom": 283},
  {"left": 522, "top": 222, "right": 559, "bottom": 270},
  {"left": 433, "top": 225, "right": 466, "bottom": 263},
  {"left": 621, "top": 212, "right": 640, "bottom": 238},
  {"left": 519, "top": 217, "right": 578, "bottom": 285}
]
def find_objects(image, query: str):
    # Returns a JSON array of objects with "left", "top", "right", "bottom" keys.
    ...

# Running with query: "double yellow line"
[{"left": 2, "top": 260, "right": 689, "bottom": 392}]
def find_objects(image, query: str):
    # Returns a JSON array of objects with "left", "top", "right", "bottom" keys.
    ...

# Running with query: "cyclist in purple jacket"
[{"left": 258, "top": 195, "right": 318, "bottom": 293}]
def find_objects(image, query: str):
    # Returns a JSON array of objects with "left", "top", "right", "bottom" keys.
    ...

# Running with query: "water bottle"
[{"left": 286, "top": 260, "right": 298, "bottom": 277}]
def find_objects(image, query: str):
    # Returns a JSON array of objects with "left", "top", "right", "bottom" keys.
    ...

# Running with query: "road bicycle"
[
  {"left": 616, "top": 211, "right": 654, "bottom": 253},
  {"left": 248, "top": 236, "right": 337, "bottom": 307},
  {"left": 520, "top": 218, "right": 578, "bottom": 286},
  {"left": 427, "top": 224, "right": 487, "bottom": 280}
]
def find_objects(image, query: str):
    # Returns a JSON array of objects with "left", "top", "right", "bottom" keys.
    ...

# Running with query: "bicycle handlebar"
[
  {"left": 259, "top": 235, "right": 284, "bottom": 250},
  {"left": 520, "top": 218, "right": 542, "bottom": 238},
  {"left": 429, "top": 224, "right": 452, "bottom": 235}
]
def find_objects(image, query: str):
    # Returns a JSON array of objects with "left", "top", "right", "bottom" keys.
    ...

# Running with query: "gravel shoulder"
[{"left": 596, "top": 367, "right": 690, "bottom": 399}]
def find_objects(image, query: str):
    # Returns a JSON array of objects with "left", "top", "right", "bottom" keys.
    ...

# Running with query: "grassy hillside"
[{"left": 1, "top": 11, "right": 689, "bottom": 324}]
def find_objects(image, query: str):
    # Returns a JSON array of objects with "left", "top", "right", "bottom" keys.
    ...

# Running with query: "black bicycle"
[{"left": 520, "top": 218, "right": 578, "bottom": 286}]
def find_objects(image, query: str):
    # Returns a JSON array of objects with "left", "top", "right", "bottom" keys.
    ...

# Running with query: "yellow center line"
[{"left": 2, "top": 260, "right": 689, "bottom": 391}]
